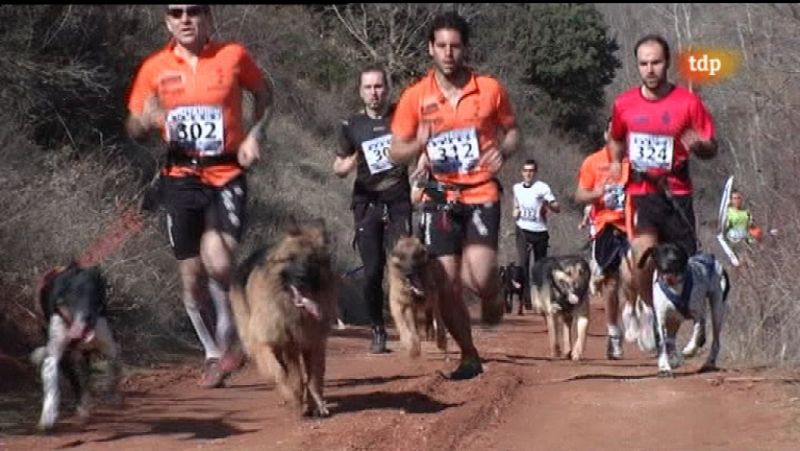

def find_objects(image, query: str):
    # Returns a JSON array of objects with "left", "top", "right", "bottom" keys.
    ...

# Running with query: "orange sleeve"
[
  {"left": 577, "top": 155, "right": 596, "bottom": 190},
  {"left": 236, "top": 44, "right": 265, "bottom": 91},
  {"left": 391, "top": 86, "right": 421, "bottom": 140},
  {"left": 495, "top": 83, "right": 516, "bottom": 129},
  {"left": 127, "top": 58, "right": 156, "bottom": 115}
]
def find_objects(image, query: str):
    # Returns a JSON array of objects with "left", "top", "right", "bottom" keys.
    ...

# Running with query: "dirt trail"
[{"left": 2, "top": 300, "right": 799, "bottom": 451}]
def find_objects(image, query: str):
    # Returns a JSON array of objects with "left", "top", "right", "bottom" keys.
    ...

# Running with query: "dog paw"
[
  {"left": 681, "top": 345, "right": 699, "bottom": 358},
  {"left": 657, "top": 369, "right": 674, "bottom": 378},
  {"left": 668, "top": 354, "right": 684, "bottom": 369},
  {"left": 305, "top": 403, "right": 330, "bottom": 418},
  {"left": 571, "top": 352, "right": 583, "bottom": 362}
]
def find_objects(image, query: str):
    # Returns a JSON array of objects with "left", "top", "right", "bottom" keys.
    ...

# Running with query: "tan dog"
[
  {"left": 530, "top": 256, "right": 591, "bottom": 360},
  {"left": 388, "top": 236, "right": 446, "bottom": 358},
  {"left": 230, "top": 219, "right": 336, "bottom": 417}
]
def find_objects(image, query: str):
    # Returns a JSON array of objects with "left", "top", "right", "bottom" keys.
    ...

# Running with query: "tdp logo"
[{"left": 677, "top": 47, "right": 741, "bottom": 85}]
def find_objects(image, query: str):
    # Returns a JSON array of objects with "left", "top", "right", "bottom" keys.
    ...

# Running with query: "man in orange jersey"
[
  {"left": 575, "top": 118, "right": 632, "bottom": 359},
  {"left": 389, "top": 12, "right": 520, "bottom": 380},
  {"left": 126, "top": 5, "right": 273, "bottom": 388}
]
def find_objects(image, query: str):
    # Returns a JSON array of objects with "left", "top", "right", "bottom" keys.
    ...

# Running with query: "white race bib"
[
  {"left": 426, "top": 127, "right": 480, "bottom": 174},
  {"left": 360, "top": 134, "right": 394, "bottom": 175},
  {"left": 629, "top": 132, "right": 673, "bottom": 171},
  {"left": 519, "top": 206, "right": 541, "bottom": 221},
  {"left": 166, "top": 105, "right": 225, "bottom": 156},
  {"left": 603, "top": 183, "right": 625, "bottom": 211}
]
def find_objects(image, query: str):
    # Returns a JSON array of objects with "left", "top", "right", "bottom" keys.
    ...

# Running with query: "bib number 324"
[{"left": 629, "top": 132, "right": 673, "bottom": 171}]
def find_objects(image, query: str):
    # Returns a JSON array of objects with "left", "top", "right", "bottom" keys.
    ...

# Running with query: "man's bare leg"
[{"left": 432, "top": 255, "right": 482, "bottom": 379}]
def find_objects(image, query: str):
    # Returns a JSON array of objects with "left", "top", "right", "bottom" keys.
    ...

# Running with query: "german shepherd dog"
[
  {"left": 530, "top": 256, "right": 592, "bottom": 360},
  {"left": 388, "top": 236, "right": 447, "bottom": 358},
  {"left": 639, "top": 243, "right": 730, "bottom": 377},
  {"left": 31, "top": 263, "right": 121, "bottom": 431},
  {"left": 229, "top": 219, "right": 336, "bottom": 417}
]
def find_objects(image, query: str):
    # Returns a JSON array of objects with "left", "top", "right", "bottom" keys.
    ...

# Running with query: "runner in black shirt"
[{"left": 334, "top": 65, "right": 411, "bottom": 353}]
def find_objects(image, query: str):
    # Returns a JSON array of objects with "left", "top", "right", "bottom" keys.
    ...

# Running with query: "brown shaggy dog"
[
  {"left": 230, "top": 219, "right": 336, "bottom": 417},
  {"left": 387, "top": 236, "right": 446, "bottom": 358}
]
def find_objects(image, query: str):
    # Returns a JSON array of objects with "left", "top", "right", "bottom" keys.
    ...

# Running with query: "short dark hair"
[
  {"left": 428, "top": 11, "right": 470, "bottom": 47},
  {"left": 634, "top": 34, "right": 671, "bottom": 64},
  {"left": 357, "top": 64, "right": 389, "bottom": 91},
  {"left": 523, "top": 159, "right": 538, "bottom": 169}
]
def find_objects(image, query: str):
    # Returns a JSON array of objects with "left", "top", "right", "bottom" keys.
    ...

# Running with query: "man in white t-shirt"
[{"left": 513, "top": 159, "right": 560, "bottom": 307}]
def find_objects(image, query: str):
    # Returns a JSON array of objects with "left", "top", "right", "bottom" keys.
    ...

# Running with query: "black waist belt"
[
  {"left": 167, "top": 151, "right": 239, "bottom": 168},
  {"left": 631, "top": 161, "right": 690, "bottom": 184},
  {"left": 416, "top": 177, "right": 500, "bottom": 205}
]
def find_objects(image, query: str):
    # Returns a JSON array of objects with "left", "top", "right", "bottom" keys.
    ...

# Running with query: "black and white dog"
[
  {"left": 639, "top": 244, "right": 730, "bottom": 377},
  {"left": 31, "top": 263, "right": 121, "bottom": 431}
]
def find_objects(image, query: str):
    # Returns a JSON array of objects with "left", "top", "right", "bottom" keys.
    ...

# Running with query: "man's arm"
[
  {"left": 389, "top": 134, "right": 423, "bottom": 165},
  {"left": 237, "top": 76, "right": 273, "bottom": 168},
  {"left": 244, "top": 77, "right": 273, "bottom": 144},
  {"left": 547, "top": 200, "right": 561, "bottom": 214},
  {"left": 333, "top": 153, "right": 358, "bottom": 178},
  {"left": 499, "top": 126, "right": 521, "bottom": 158},
  {"left": 575, "top": 185, "right": 604, "bottom": 204},
  {"left": 126, "top": 95, "right": 163, "bottom": 141}
]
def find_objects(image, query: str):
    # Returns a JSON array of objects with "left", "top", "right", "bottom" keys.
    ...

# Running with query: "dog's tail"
[{"left": 637, "top": 247, "right": 657, "bottom": 269}]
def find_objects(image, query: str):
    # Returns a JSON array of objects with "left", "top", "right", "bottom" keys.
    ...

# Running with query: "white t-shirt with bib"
[{"left": 514, "top": 181, "right": 556, "bottom": 232}]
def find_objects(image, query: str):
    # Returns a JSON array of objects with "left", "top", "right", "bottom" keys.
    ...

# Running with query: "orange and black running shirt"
[
  {"left": 391, "top": 69, "right": 517, "bottom": 204},
  {"left": 127, "top": 40, "right": 265, "bottom": 187},
  {"left": 577, "top": 146, "right": 630, "bottom": 238}
]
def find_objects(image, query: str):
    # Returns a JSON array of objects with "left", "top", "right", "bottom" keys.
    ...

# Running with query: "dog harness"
[{"left": 658, "top": 254, "right": 717, "bottom": 318}]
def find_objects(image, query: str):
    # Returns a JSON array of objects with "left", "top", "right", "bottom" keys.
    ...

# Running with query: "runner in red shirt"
[
  {"left": 607, "top": 34, "right": 718, "bottom": 350},
  {"left": 389, "top": 12, "right": 521, "bottom": 380},
  {"left": 126, "top": 5, "right": 273, "bottom": 388}
]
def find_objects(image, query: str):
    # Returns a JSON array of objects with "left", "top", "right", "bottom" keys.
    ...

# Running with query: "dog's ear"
[
  {"left": 285, "top": 215, "right": 302, "bottom": 236},
  {"left": 552, "top": 269, "right": 569, "bottom": 284},
  {"left": 637, "top": 247, "right": 656, "bottom": 269}
]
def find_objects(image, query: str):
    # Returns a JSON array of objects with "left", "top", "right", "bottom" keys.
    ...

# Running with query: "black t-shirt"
[{"left": 337, "top": 110, "right": 409, "bottom": 204}]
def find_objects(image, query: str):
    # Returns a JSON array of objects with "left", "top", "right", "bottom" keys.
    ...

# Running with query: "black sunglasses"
[{"left": 167, "top": 6, "right": 209, "bottom": 19}]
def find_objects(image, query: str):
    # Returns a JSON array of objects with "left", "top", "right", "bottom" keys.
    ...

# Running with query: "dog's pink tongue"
[
  {"left": 68, "top": 321, "right": 90, "bottom": 341},
  {"left": 290, "top": 286, "right": 321, "bottom": 320}
]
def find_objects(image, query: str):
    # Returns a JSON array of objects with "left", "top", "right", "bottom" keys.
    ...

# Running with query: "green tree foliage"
[{"left": 517, "top": 4, "right": 621, "bottom": 132}]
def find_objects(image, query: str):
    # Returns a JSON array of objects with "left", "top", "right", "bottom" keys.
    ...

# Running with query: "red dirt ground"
[{"left": 2, "top": 300, "right": 799, "bottom": 451}]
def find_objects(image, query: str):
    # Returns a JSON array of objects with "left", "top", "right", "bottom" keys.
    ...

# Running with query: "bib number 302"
[{"left": 166, "top": 105, "right": 225, "bottom": 156}]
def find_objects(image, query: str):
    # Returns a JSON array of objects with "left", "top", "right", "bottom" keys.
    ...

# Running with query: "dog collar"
[{"left": 658, "top": 270, "right": 693, "bottom": 318}]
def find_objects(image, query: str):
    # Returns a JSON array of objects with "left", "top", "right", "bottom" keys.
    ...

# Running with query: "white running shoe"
[{"left": 622, "top": 302, "right": 639, "bottom": 343}]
